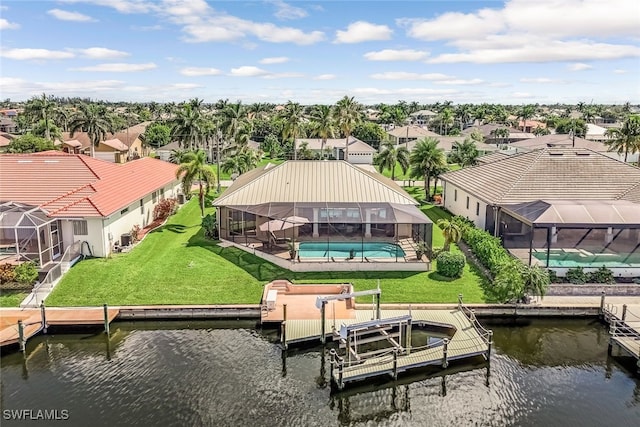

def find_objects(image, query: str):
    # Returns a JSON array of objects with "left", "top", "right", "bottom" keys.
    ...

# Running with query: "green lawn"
[
  {"left": 0, "top": 290, "right": 28, "bottom": 307},
  {"left": 213, "top": 157, "right": 284, "bottom": 181},
  {"left": 45, "top": 198, "right": 486, "bottom": 307}
]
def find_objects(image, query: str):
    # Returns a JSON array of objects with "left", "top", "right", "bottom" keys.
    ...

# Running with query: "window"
[
  {"left": 121, "top": 207, "right": 129, "bottom": 215},
  {"left": 140, "top": 199, "right": 144, "bottom": 214},
  {"left": 73, "top": 220, "right": 88, "bottom": 235},
  {"left": 454, "top": 189, "right": 457, "bottom": 202},
  {"left": 466, "top": 197, "right": 470, "bottom": 209},
  {"left": 476, "top": 202, "right": 480, "bottom": 216},
  {"left": 160, "top": 188, "right": 165, "bottom": 199},
  {"left": 152, "top": 191, "right": 157, "bottom": 203}
]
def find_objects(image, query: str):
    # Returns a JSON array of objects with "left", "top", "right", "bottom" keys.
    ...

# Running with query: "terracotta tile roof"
[
  {"left": 0, "top": 152, "right": 179, "bottom": 217},
  {"left": 441, "top": 147, "right": 640, "bottom": 205},
  {"left": 61, "top": 121, "right": 150, "bottom": 150}
]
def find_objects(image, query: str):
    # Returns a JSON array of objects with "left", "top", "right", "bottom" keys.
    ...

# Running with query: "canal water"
[{"left": 1, "top": 319, "right": 638, "bottom": 426}]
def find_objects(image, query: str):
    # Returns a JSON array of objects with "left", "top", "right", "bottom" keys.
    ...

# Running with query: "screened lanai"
[
  {"left": 498, "top": 200, "right": 640, "bottom": 276},
  {"left": 218, "top": 201, "right": 432, "bottom": 263},
  {"left": 0, "top": 201, "right": 62, "bottom": 267}
]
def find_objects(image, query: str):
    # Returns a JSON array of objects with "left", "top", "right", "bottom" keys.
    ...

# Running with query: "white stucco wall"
[{"left": 442, "top": 181, "right": 489, "bottom": 230}]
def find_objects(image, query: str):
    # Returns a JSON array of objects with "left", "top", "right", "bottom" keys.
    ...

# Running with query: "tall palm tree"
[
  {"left": 448, "top": 138, "right": 479, "bottom": 168},
  {"left": 438, "top": 108, "right": 454, "bottom": 135},
  {"left": 375, "top": 141, "right": 410, "bottom": 180},
  {"left": 281, "top": 101, "right": 304, "bottom": 160},
  {"left": 518, "top": 104, "right": 536, "bottom": 132},
  {"left": 309, "top": 105, "right": 335, "bottom": 159},
  {"left": 222, "top": 148, "right": 261, "bottom": 176},
  {"left": 175, "top": 149, "right": 216, "bottom": 217},
  {"left": 604, "top": 115, "right": 640, "bottom": 165},
  {"left": 219, "top": 102, "right": 246, "bottom": 154},
  {"left": 436, "top": 218, "right": 462, "bottom": 251},
  {"left": 68, "top": 103, "right": 114, "bottom": 158},
  {"left": 170, "top": 104, "right": 203, "bottom": 151},
  {"left": 169, "top": 148, "right": 188, "bottom": 164},
  {"left": 25, "top": 93, "right": 58, "bottom": 141},
  {"left": 409, "top": 137, "right": 446, "bottom": 201},
  {"left": 334, "top": 96, "right": 361, "bottom": 160}
]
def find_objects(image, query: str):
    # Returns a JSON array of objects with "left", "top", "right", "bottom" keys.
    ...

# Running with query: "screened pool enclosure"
[
  {"left": 497, "top": 200, "right": 640, "bottom": 277},
  {"left": 217, "top": 201, "right": 432, "bottom": 266}
]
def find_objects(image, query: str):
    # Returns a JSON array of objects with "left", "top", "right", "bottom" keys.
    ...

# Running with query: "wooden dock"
[
  {"left": 602, "top": 300, "right": 640, "bottom": 372},
  {"left": 0, "top": 306, "right": 119, "bottom": 350}
]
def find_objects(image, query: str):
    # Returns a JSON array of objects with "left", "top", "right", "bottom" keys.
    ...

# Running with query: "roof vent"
[
  {"left": 44, "top": 160, "right": 59, "bottom": 163},
  {"left": 548, "top": 152, "right": 564, "bottom": 156},
  {"left": 575, "top": 152, "right": 590, "bottom": 156},
  {"left": 17, "top": 160, "right": 33, "bottom": 163}
]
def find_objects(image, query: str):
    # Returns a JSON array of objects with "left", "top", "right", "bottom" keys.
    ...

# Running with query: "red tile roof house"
[{"left": 0, "top": 152, "right": 181, "bottom": 276}]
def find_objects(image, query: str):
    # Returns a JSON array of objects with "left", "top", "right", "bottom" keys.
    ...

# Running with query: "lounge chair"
[{"left": 269, "top": 231, "right": 289, "bottom": 247}]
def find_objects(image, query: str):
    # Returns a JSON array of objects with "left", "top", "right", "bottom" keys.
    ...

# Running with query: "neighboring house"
[
  {"left": 476, "top": 151, "right": 511, "bottom": 165},
  {"left": 387, "top": 125, "right": 440, "bottom": 145},
  {"left": 440, "top": 148, "right": 640, "bottom": 277},
  {"left": 0, "top": 152, "right": 181, "bottom": 268},
  {"left": 56, "top": 139, "right": 83, "bottom": 154},
  {"left": 585, "top": 123, "right": 609, "bottom": 142},
  {"left": 295, "top": 136, "right": 377, "bottom": 164},
  {"left": 213, "top": 161, "right": 433, "bottom": 271},
  {"left": 399, "top": 135, "right": 499, "bottom": 154},
  {"left": 409, "top": 110, "right": 438, "bottom": 126},
  {"left": 462, "top": 124, "right": 535, "bottom": 145},
  {"left": 517, "top": 120, "right": 547, "bottom": 133},
  {"left": 0, "top": 109, "right": 21, "bottom": 118},
  {"left": 60, "top": 121, "right": 150, "bottom": 163},
  {"left": 0, "top": 117, "right": 17, "bottom": 133},
  {"left": 0, "top": 132, "right": 16, "bottom": 151},
  {"left": 155, "top": 141, "right": 182, "bottom": 162},
  {"left": 508, "top": 134, "right": 638, "bottom": 163}
]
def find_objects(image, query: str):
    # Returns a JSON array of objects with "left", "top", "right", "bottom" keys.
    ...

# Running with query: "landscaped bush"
[
  {"left": 587, "top": 266, "right": 615, "bottom": 284},
  {"left": 202, "top": 213, "right": 218, "bottom": 240},
  {"left": 453, "top": 216, "right": 511, "bottom": 275},
  {"left": 13, "top": 261, "right": 38, "bottom": 286},
  {"left": 566, "top": 267, "right": 587, "bottom": 284},
  {"left": 547, "top": 269, "right": 562, "bottom": 283},
  {"left": 436, "top": 251, "right": 466, "bottom": 278},
  {"left": 153, "top": 198, "right": 179, "bottom": 221},
  {"left": 492, "top": 259, "right": 525, "bottom": 303},
  {"left": 0, "top": 263, "right": 16, "bottom": 284},
  {"left": 130, "top": 224, "right": 141, "bottom": 243}
]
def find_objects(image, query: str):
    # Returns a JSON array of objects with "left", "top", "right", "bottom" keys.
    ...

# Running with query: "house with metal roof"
[
  {"left": 440, "top": 148, "right": 640, "bottom": 277},
  {"left": 0, "top": 152, "right": 181, "bottom": 272},
  {"left": 213, "top": 161, "right": 433, "bottom": 271}
]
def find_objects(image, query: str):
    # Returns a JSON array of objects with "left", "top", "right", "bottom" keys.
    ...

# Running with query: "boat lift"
[{"left": 315, "top": 288, "right": 381, "bottom": 343}]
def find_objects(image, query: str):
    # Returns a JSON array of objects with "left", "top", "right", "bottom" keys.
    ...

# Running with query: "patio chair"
[{"left": 269, "top": 231, "right": 290, "bottom": 245}]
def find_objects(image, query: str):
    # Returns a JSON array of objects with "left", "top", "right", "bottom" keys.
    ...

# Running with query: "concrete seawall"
[{"left": 116, "top": 305, "right": 261, "bottom": 320}]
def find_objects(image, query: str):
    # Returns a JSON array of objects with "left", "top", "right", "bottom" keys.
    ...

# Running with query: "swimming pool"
[
  {"left": 298, "top": 242, "right": 405, "bottom": 259},
  {"left": 532, "top": 249, "right": 640, "bottom": 268}
]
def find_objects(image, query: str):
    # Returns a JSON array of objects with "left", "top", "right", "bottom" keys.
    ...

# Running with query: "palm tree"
[
  {"left": 68, "top": 103, "right": 114, "bottom": 158},
  {"left": 604, "top": 115, "right": 640, "bottom": 165},
  {"left": 409, "top": 137, "right": 446, "bottom": 201},
  {"left": 520, "top": 264, "right": 550, "bottom": 299},
  {"left": 170, "top": 104, "right": 203, "bottom": 151},
  {"left": 438, "top": 108, "right": 454, "bottom": 135},
  {"left": 436, "top": 218, "right": 462, "bottom": 251},
  {"left": 169, "top": 148, "right": 188, "bottom": 164},
  {"left": 334, "top": 96, "right": 361, "bottom": 160},
  {"left": 518, "top": 104, "right": 536, "bottom": 132},
  {"left": 175, "top": 149, "right": 216, "bottom": 217},
  {"left": 219, "top": 102, "right": 247, "bottom": 159},
  {"left": 25, "top": 93, "right": 58, "bottom": 140},
  {"left": 490, "top": 128, "right": 510, "bottom": 148},
  {"left": 375, "top": 141, "right": 410, "bottom": 180},
  {"left": 448, "top": 138, "right": 479, "bottom": 168},
  {"left": 309, "top": 105, "right": 335, "bottom": 159},
  {"left": 221, "top": 148, "right": 261, "bottom": 176},
  {"left": 281, "top": 101, "right": 304, "bottom": 160}
]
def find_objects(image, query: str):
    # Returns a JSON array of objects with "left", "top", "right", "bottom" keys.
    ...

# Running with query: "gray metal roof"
[
  {"left": 441, "top": 147, "right": 640, "bottom": 205},
  {"left": 213, "top": 160, "right": 418, "bottom": 206}
]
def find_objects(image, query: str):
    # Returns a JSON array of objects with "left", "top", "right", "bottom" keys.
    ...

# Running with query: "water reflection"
[{"left": 1, "top": 319, "right": 638, "bottom": 427}]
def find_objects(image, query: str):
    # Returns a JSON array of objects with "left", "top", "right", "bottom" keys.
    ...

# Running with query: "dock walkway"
[
  {"left": 0, "top": 306, "right": 119, "bottom": 349},
  {"left": 603, "top": 301, "right": 640, "bottom": 370}
]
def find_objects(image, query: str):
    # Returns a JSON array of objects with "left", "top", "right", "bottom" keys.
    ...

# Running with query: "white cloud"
[
  {"left": 351, "top": 87, "right": 458, "bottom": 96},
  {"left": 363, "top": 49, "right": 428, "bottom": 61},
  {"left": 270, "top": 0, "right": 307, "bottom": 20},
  {"left": 334, "top": 21, "right": 392, "bottom": 44},
  {"left": 0, "top": 76, "right": 127, "bottom": 96},
  {"left": 230, "top": 66, "right": 269, "bottom": 77},
  {"left": 260, "top": 56, "right": 289, "bottom": 64},
  {"left": 613, "top": 69, "right": 627, "bottom": 74},
  {"left": 314, "top": 74, "right": 336, "bottom": 80},
  {"left": 1, "top": 48, "right": 74, "bottom": 60},
  {"left": 567, "top": 63, "right": 593, "bottom": 71},
  {"left": 47, "top": 9, "right": 96, "bottom": 22},
  {"left": 399, "top": 0, "right": 640, "bottom": 64},
  {"left": 168, "top": 83, "right": 203, "bottom": 90},
  {"left": 370, "top": 72, "right": 453, "bottom": 81},
  {"left": 520, "top": 77, "right": 565, "bottom": 83},
  {"left": 179, "top": 67, "right": 222, "bottom": 76},
  {"left": 60, "top": 0, "right": 157, "bottom": 14},
  {"left": 76, "top": 47, "right": 130, "bottom": 59},
  {"left": 263, "top": 72, "right": 304, "bottom": 79},
  {"left": 512, "top": 92, "right": 535, "bottom": 98},
  {"left": 72, "top": 62, "right": 157, "bottom": 72},
  {"left": 131, "top": 24, "right": 163, "bottom": 31},
  {"left": 436, "top": 79, "right": 485, "bottom": 85},
  {"left": 0, "top": 18, "right": 20, "bottom": 30}
]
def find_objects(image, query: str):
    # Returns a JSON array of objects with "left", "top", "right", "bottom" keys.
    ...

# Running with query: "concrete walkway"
[{"left": 530, "top": 295, "right": 640, "bottom": 306}]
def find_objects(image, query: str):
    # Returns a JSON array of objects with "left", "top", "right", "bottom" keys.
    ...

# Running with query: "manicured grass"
[
  {"left": 213, "top": 157, "right": 284, "bottom": 181},
  {"left": 0, "top": 290, "right": 28, "bottom": 307},
  {"left": 46, "top": 198, "right": 486, "bottom": 307}
]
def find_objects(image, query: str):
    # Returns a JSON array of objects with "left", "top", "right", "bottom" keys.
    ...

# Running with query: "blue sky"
[{"left": 1, "top": 0, "right": 639, "bottom": 104}]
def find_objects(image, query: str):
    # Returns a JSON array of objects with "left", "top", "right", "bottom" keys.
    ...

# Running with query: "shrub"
[
  {"left": 436, "top": 251, "right": 466, "bottom": 278},
  {"left": 492, "top": 259, "right": 526, "bottom": 303},
  {"left": 566, "top": 267, "right": 587, "bottom": 284},
  {"left": 130, "top": 224, "right": 141, "bottom": 243},
  {"left": 153, "top": 198, "right": 178, "bottom": 221},
  {"left": 548, "top": 269, "right": 562, "bottom": 283},
  {"left": 202, "top": 213, "right": 218, "bottom": 240},
  {"left": 587, "top": 266, "right": 615, "bottom": 284},
  {"left": 14, "top": 261, "right": 38, "bottom": 286},
  {"left": 0, "top": 263, "right": 16, "bottom": 284}
]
